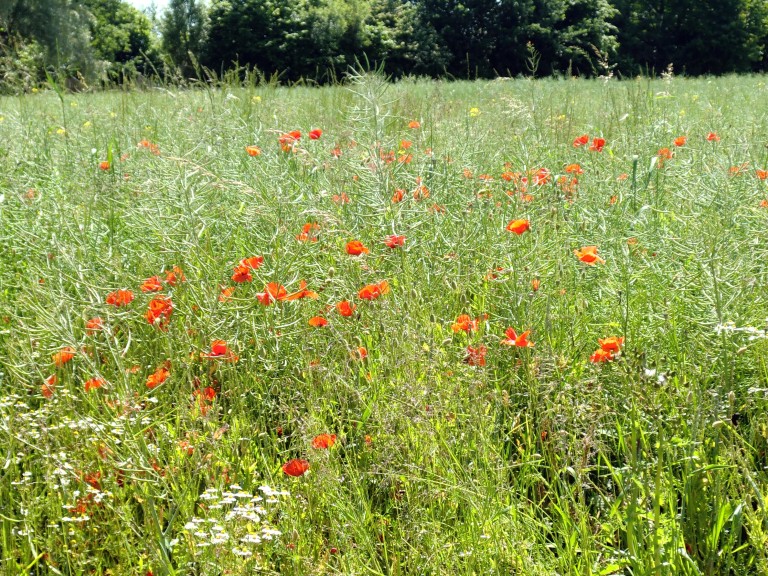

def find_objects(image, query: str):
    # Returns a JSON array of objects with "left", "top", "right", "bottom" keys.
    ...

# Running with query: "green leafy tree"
[{"left": 160, "top": 0, "right": 206, "bottom": 78}]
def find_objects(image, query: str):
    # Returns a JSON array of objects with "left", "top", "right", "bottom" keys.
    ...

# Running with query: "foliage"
[{"left": 160, "top": 0, "right": 207, "bottom": 78}]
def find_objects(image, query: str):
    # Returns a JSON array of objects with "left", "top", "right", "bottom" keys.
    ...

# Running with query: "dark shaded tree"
[{"left": 161, "top": 0, "right": 206, "bottom": 77}]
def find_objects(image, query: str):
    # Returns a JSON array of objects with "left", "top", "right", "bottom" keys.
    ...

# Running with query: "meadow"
[{"left": 1, "top": 73, "right": 768, "bottom": 575}]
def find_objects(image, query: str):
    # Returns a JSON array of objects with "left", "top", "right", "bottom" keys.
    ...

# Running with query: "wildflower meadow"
[{"left": 2, "top": 73, "right": 768, "bottom": 574}]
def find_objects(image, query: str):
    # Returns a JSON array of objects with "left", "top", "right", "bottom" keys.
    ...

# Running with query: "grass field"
[{"left": 2, "top": 73, "right": 768, "bottom": 575}]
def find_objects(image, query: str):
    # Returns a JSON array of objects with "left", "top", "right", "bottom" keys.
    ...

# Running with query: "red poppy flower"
[
  {"left": 506, "top": 219, "right": 530, "bottom": 235},
  {"left": 673, "top": 136, "right": 687, "bottom": 147},
  {"left": 106, "top": 289, "right": 134, "bottom": 307},
  {"left": 145, "top": 296, "right": 173, "bottom": 327},
  {"left": 146, "top": 366, "right": 170, "bottom": 389},
  {"left": 590, "top": 349, "right": 614, "bottom": 363},
  {"left": 219, "top": 286, "right": 236, "bottom": 302},
  {"left": 757, "top": 169, "right": 768, "bottom": 180},
  {"left": 84, "top": 376, "right": 106, "bottom": 392},
  {"left": 464, "top": 345, "right": 487, "bottom": 367},
  {"left": 452, "top": 314, "right": 479, "bottom": 333},
  {"left": 332, "top": 193, "right": 350, "bottom": 204},
  {"left": 408, "top": 120, "right": 421, "bottom": 129},
  {"left": 706, "top": 132, "right": 720, "bottom": 142},
  {"left": 565, "top": 163, "right": 583, "bottom": 175},
  {"left": 203, "top": 340, "right": 238, "bottom": 362},
  {"left": 531, "top": 278, "right": 540, "bottom": 291},
  {"left": 165, "top": 266, "right": 185, "bottom": 286},
  {"left": 358, "top": 281, "right": 389, "bottom": 300},
  {"left": 598, "top": 336, "right": 624, "bottom": 353},
  {"left": 241, "top": 256, "right": 264, "bottom": 270},
  {"left": 282, "top": 458, "right": 310, "bottom": 477},
  {"left": 500, "top": 327, "right": 534, "bottom": 347},
  {"left": 308, "top": 316, "right": 328, "bottom": 327},
  {"left": 231, "top": 265, "right": 252, "bottom": 283},
  {"left": 574, "top": 246, "right": 605, "bottom": 265},
  {"left": 309, "top": 129, "right": 322, "bottom": 140},
  {"left": 589, "top": 137, "right": 605, "bottom": 152},
  {"left": 285, "top": 280, "right": 318, "bottom": 301},
  {"left": 42, "top": 374, "right": 57, "bottom": 398},
  {"left": 99, "top": 161, "right": 111, "bottom": 171},
  {"left": 392, "top": 189, "right": 405, "bottom": 203},
  {"left": 573, "top": 134, "right": 589, "bottom": 147},
  {"left": 384, "top": 234, "right": 406, "bottom": 248},
  {"left": 141, "top": 276, "right": 164, "bottom": 293},
  {"left": 52, "top": 346, "right": 76, "bottom": 367},
  {"left": 532, "top": 168, "right": 551, "bottom": 186},
  {"left": 337, "top": 300, "right": 356, "bottom": 316},
  {"left": 356, "top": 346, "right": 368, "bottom": 359},
  {"left": 658, "top": 148, "right": 673, "bottom": 160},
  {"left": 346, "top": 240, "right": 369, "bottom": 256},
  {"left": 400, "top": 140, "right": 412, "bottom": 149},
  {"left": 311, "top": 434, "right": 336, "bottom": 449},
  {"left": 245, "top": 145, "right": 261, "bottom": 157},
  {"left": 257, "top": 282, "right": 289, "bottom": 305},
  {"left": 297, "top": 223, "right": 320, "bottom": 242},
  {"left": 85, "top": 317, "right": 104, "bottom": 334}
]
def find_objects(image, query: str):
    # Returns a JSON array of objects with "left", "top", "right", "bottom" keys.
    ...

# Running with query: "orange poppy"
[
  {"left": 589, "top": 349, "right": 613, "bottom": 363},
  {"left": 311, "top": 434, "right": 336, "bottom": 449},
  {"left": 308, "top": 316, "right": 328, "bottom": 327},
  {"left": 141, "top": 276, "right": 164, "bottom": 293},
  {"left": 85, "top": 317, "right": 104, "bottom": 334},
  {"left": 309, "top": 129, "right": 322, "bottom": 140},
  {"left": 757, "top": 169, "right": 768, "bottom": 180},
  {"left": 408, "top": 120, "right": 421, "bottom": 129},
  {"left": 245, "top": 145, "right": 262, "bottom": 157},
  {"left": 673, "top": 136, "right": 687, "bottom": 147},
  {"left": 241, "top": 256, "right": 264, "bottom": 270},
  {"left": 285, "top": 280, "right": 318, "bottom": 301},
  {"left": 358, "top": 281, "right": 389, "bottom": 300},
  {"left": 531, "top": 278, "right": 540, "bottom": 291},
  {"left": 106, "top": 289, "right": 134, "bottom": 307},
  {"left": 282, "top": 458, "right": 310, "bottom": 477},
  {"left": 760, "top": 199, "right": 768, "bottom": 208},
  {"left": 297, "top": 223, "right": 320, "bottom": 242},
  {"left": 573, "top": 134, "right": 589, "bottom": 147},
  {"left": 400, "top": 140, "right": 412, "bottom": 149},
  {"left": 346, "top": 240, "right": 369, "bottom": 256},
  {"left": 532, "top": 168, "right": 551, "bottom": 186},
  {"left": 356, "top": 346, "right": 368, "bottom": 359},
  {"left": 337, "top": 300, "right": 356, "bottom": 316},
  {"left": 332, "top": 192, "right": 350, "bottom": 204},
  {"left": 257, "top": 282, "right": 288, "bottom": 305},
  {"left": 464, "top": 345, "right": 487, "bottom": 367},
  {"left": 589, "top": 137, "right": 605, "bottom": 152},
  {"left": 203, "top": 340, "right": 238, "bottom": 362},
  {"left": 99, "top": 161, "right": 111, "bottom": 171},
  {"left": 384, "top": 234, "right": 406, "bottom": 248},
  {"left": 231, "top": 265, "right": 252, "bottom": 283},
  {"left": 165, "top": 266, "right": 186, "bottom": 286},
  {"left": 500, "top": 327, "right": 534, "bottom": 347},
  {"left": 598, "top": 336, "right": 624, "bottom": 353},
  {"left": 52, "top": 346, "right": 76, "bottom": 366},
  {"left": 506, "top": 219, "right": 530, "bottom": 235},
  {"left": 574, "top": 246, "right": 605, "bottom": 265},
  {"left": 145, "top": 296, "right": 173, "bottom": 327},
  {"left": 146, "top": 365, "right": 170, "bottom": 389},
  {"left": 392, "top": 189, "right": 405, "bottom": 203},
  {"left": 219, "top": 286, "right": 236, "bottom": 302},
  {"left": 452, "top": 314, "right": 479, "bottom": 333},
  {"left": 706, "top": 132, "right": 720, "bottom": 142},
  {"left": 565, "top": 163, "right": 583, "bottom": 175},
  {"left": 42, "top": 374, "right": 57, "bottom": 398},
  {"left": 658, "top": 148, "right": 673, "bottom": 160},
  {"left": 84, "top": 376, "right": 105, "bottom": 392}
]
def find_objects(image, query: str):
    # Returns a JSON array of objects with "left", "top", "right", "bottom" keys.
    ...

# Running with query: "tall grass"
[{"left": 1, "top": 73, "right": 768, "bottom": 575}]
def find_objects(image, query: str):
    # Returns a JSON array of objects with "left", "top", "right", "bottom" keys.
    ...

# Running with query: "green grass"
[{"left": 2, "top": 73, "right": 768, "bottom": 575}]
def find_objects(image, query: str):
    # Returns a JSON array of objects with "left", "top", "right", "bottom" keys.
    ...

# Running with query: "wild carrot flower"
[
  {"left": 574, "top": 246, "right": 605, "bottom": 265},
  {"left": 506, "top": 219, "right": 530, "bottom": 235},
  {"left": 282, "top": 459, "right": 309, "bottom": 477}
]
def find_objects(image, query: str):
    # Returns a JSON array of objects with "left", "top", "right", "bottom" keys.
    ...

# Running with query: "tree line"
[{"left": 1, "top": 0, "right": 767, "bottom": 90}]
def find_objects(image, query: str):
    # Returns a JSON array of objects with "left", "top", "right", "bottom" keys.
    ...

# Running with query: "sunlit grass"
[{"left": 1, "top": 74, "right": 768, "bottom": 575}]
